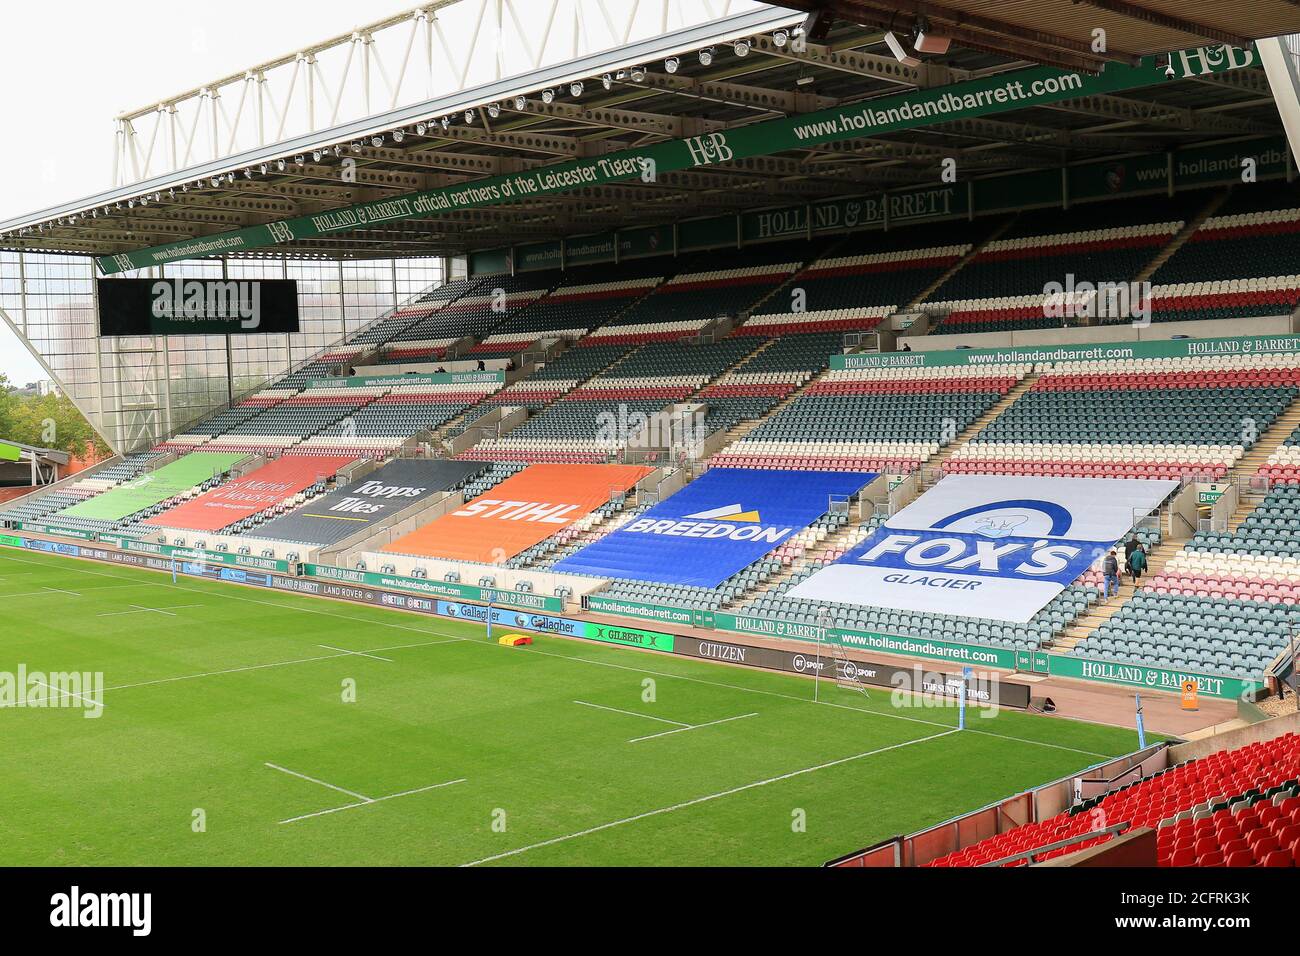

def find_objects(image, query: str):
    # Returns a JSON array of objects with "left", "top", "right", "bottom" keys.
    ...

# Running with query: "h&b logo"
[{"left": 684, "top": 132, "right": 733, "bottom": 168}]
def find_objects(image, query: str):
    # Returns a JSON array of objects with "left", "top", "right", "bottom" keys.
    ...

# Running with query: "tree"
[{"left": 0, "top": 375, "right": 110, "bottom": 459}]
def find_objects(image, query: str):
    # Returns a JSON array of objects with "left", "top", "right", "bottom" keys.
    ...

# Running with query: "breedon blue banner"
[
  {"left": 554, "top": 468, "right": 877, "bottom": 587},
  {"left": 788, "top": 475, "right": 1178, "bottom": 623}
]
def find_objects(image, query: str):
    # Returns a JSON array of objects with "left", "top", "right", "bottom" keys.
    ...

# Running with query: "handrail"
[{"left": 978, "top": 823, "right": 1131, "bottom": 867}]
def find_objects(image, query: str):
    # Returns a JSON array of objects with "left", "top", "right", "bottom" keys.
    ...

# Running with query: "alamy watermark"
[
  {"left": 0, "top": 665, "right": 104, "bottom": 718},
  {"left": 594, "top": 404, "right": 710, "bottom": 454},
  {"left": 151, "top": 279, "right": 263, "bottom": 329},
  {"left": 1043, "top": 274, "right": 1151, "bottom": 327},
  {"left": 889, "top": 665, "right": 1002, "bottom": 717}
]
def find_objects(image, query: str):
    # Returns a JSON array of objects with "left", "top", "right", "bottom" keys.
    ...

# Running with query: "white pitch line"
[
  {"left": 572, "top": 699, "right": 689, "bottom": 728},
  {"left": 264, "top": 762, "right": 373, "bottom": 803},
  {"left": 966, "top": 727, "right": 1113, "bottom": 759},
  {"left": 34, "top": 636, "right": 464, "bottom": 700},
  {"left": 278, "top": 777, "right": 467, "bottom": 825},
  {"left": 460, "top": 729, "right": 960, "bottom": 866},
  {"left": 29, "top": 680, "right": 104, "bottom": 711},
  {"left": 98, "top": 604, "right": 202, "bottom": 618},
  {"left": 2, "top": 583, "right": 157, "bottom": 600},
  {"left": 317, "top": 643, "right": 394, "bottom": 663},
  {"left": 629, "top": 712, "right": 760, "bottom": 744}
]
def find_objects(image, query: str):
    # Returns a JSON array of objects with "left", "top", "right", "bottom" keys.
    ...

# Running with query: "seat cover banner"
[
  {"left": 554, "top": 468, "right": 878, "bottom": 587},
  {"left": 788, "top": 475, "right": 1179, "bottom": 624},
  {"left": 59, "top": 452, "right": 248, "bottom": 522},
  {"left": 142, "top": 455, "right": 356, "bottom": 532},
  {"left": 255, "top": 459, "right": 487, "bottom": 546},
  {"left": 383, "top": 463, "right": 653, "bottom": 563}
]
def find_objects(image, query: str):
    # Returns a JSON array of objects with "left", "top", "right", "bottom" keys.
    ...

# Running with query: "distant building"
[{"left": 13, "top": 379, "right": 58, "bottom": 399}]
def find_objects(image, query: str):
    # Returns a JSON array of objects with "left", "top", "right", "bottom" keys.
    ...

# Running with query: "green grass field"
[{"left": 0, "top": 547, "right": 1150, "bottom": 866}]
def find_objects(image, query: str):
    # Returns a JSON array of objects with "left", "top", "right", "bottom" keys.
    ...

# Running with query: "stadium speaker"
[
  {"left": 1029, "top": 696, "right": 1057, "bottom": 714},
  {"left": 883, "top": 32, "right": 922, "bottom": 68},
  {"left": 913, "top": 30, "right": 951, "bottom": 54}
]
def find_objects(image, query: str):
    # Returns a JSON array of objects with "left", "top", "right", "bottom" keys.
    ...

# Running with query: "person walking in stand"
[
  {"left": 1128, "top": 543, "right": 1147, "bottom": 584},
  {"left": 1103, "top": 549, "right": 1121, "bottom": 599}
]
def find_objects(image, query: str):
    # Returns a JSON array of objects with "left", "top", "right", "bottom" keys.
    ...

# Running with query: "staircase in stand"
[
  {"left": 1133, "top": 188, "right": 1230, "bottom": 286},
  {"left": 722, "top": 506, "right": 875, "bottom": 611},
  {"left": 1051, "top": 531, "right": 1190, "bottom": 654},
  {"left": 907, "top": 214, "right": 1017, "bottom": 314},
  {"left": 1230, "top": 400, "right": 1300, "bottom": 490},
  {"left": 919, "top": 372, "right": 1040, "bottom": 485}
]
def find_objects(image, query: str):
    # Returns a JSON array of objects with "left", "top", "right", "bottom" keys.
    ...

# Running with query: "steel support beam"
[{"left": 1258, "top": 36, "right": 1300, "bottom": 167}]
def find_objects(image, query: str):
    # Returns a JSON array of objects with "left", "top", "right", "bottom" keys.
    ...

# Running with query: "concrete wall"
[
  {"left": 353, "top": 550, "right": 607, "bottom": 603},
  {"left": 1209, "top": 481, "right": 1239, "bottom": 533},
  {"left": 1039, "top": 828, "right": 1157, "bottom": 867},
  {"left": 1167, "top": 483, "right": 1200, "bottom": 538},
  {"left": 141, "top": 531, "right": 312, "bottom": 563},
  {"left": 353, "top": 357, "right": 512, "bottom": 375},
  {"left": 1169, "top": 711, "right": 1300, "bottom": 764},
  {"left": 444, "top": 407, "right": 506, "bottom": 456},
  {"left": 884, "top": 474, "right": 917, "bottom": 516}
]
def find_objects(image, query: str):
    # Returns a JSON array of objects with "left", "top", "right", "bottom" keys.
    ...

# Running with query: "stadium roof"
[
  {"left": 0, "top": 1, "right": 1295, "bottom": 268},
  {"left": 769, "top": 1, "right": 1300, "bottom": 71},
  {"left": 0, "top": 440, "right": 69, "bottom": 468}
]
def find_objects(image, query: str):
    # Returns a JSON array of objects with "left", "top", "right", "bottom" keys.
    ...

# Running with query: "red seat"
[
  {"left": 1192, "top": 836, "right": 1219, "bottom": 857},
  {"left": 1220, "top": 838, "right": 1249, "bottom": 857},
  {"left": 1249, "top": 834, "right": 1280, "bottom": 856}
]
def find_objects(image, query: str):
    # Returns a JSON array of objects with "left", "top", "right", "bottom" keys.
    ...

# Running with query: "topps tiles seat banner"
[
  {"left": 554, "top": 468, "right": 877, "bottom": 588},
  {"left": 254, "top": 459, "right": 486, "bottom": 546},
  {"left": 788, "top": 476, "right": 1178, "bottom": 624}
]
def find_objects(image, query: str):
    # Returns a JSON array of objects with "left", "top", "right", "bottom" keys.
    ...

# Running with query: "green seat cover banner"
[
  {"left": 0, "top": 441, "right": 21, "bottom": 463},
  {"left": 58, "top": 452, "right": 246, "bottom": 522}
]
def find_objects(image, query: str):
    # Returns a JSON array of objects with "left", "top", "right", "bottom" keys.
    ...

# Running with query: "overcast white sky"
[
  {"left": 0, "top": 1, "right": 767, "bottom": 386},
  {"left": 0, "top": 0, "right": 424, "bottom": 384}
]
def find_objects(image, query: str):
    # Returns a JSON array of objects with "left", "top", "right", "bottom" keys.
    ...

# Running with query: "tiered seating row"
[
  {"left": 953, "top": 354, "right": 1300, "bottom": 480},
  {"left": 715, "top": 364, "right": 1029, "bottom": 472},
  {"left": 737, "top": 308, "right": 891, "bottom": 337}
]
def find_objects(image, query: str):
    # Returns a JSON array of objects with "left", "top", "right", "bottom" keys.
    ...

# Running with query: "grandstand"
[{"left": 3, "top": 0, "right": 1300, "bottom": 878}]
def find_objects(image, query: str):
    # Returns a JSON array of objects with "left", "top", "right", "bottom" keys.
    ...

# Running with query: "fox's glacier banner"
[
  {"left": 555, "top": 468, "right": 876, "bottom": 588},
  {"left": 788, "top": 476, "right": 1178, "bottom": 624}
]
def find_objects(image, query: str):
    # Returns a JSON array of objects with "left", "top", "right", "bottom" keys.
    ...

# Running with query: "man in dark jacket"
[{"left": 1103, "top": 550, "right": 1120, "bottom": 599}]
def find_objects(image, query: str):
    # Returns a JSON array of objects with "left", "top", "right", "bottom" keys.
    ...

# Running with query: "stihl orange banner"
[{"left": 383, "top": 463, "right": 652, "bottom": 563}]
